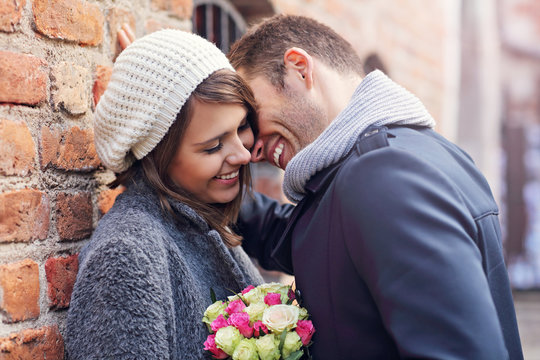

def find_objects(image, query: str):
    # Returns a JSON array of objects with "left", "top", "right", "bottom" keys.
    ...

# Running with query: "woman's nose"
[{"left": 227, "top": 137, "right": 252, "bottom": 165}]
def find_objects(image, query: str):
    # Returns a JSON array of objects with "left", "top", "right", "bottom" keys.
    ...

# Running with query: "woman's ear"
[{"left": 283, "top": 47, "right": 314, "bottom": 89}]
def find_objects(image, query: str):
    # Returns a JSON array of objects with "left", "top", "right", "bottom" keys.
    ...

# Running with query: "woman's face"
[{"left": 167, "top": 100, "right": 254, "bottom": 204}]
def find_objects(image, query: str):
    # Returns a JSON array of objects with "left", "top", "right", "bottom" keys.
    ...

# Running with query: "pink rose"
[
  {"left": 228, "top": 312, "right": 253, "bottom": 338},
  {"left": 203, "top": 334, "right": 228, "bottom": 359},
  {"left": 241, "top": 285, "right": 255, "bottom": 295},
  {"left": 264, "top": 293, "right": 282, "bottom": 306},
  {"left": 210, "top": 314, "right": 229, "bottom": 333},
  {"left": 225, "top": 299, "right": 246, "bottom": 315},
  {"left": 287, "top": 287, "right": 296, "bottom": 302},
  {"left": 253, "top": 320, "right": 269, "bottom": 337},
  {"left": 295, "top": 320, "right": 315, "bottom": 345}
]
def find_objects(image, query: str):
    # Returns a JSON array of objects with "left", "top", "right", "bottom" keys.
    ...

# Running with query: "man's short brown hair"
[{"left": 228, "top": 15, "right": 364, "bottom": 89}]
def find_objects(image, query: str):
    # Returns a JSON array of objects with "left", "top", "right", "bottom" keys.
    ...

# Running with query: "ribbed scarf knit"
[{"left": 283, "top": 70, "right": 436, "bottom": 203}]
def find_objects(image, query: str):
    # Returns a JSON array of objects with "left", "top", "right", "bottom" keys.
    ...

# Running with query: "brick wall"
[{"left": 0, "top": 0, "right": 192, "bottom": 357}]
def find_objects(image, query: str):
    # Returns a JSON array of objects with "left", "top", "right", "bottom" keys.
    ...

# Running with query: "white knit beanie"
[{"left": 94, "top": 29, "right": 234, "bottom": 173}]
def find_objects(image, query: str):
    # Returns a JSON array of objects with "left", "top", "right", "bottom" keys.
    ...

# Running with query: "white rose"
[{"left": 262, "top": 304, "right": 299, "bottom": 333}]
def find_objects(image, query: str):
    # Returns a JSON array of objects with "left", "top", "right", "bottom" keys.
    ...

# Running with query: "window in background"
[{"left": 192, "top": 0, "right": 246, "bottom": 53}]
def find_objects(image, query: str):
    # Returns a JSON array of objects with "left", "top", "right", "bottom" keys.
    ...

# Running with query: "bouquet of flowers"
[{"left": 202, "top": 283, "right": 315, "bottom": 360}]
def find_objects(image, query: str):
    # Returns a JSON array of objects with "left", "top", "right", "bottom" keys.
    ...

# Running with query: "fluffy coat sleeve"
[{"left": 66, "top": 228, "right": 176, "bottom": 359}]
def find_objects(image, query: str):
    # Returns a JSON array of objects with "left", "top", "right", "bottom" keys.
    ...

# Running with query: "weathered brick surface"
[
  {"left": 151, "top": 0, "right": 193, "bottom": 19},
  {"left": 0, "top": 189, "right": 50, "bottom": 243},
  {"left": 45, "top": 254, "right": 78, "bottom": 309},
  {"left": 51, "top": 62, "right": 90, "bottom": 115},
  {"left": 0, "top": 119, "right": 36, "bottom": 176},
  {"left": 40, "top": 125, "right": 100, "bottom": 171},
  {"left": 0, "top": 0, "right": 26, "bottom": 32},
  {"left": 32, "top": 0, "right": 104, "bottom": 46},
  {"left": 0, "top": 326, "right": 64, "bottom": 359},
  {"left": 107, "top": 7, "right": 136, "bottom": 59},
  {"left": 0, "top": 51, "right": 48, "bottom": 106},
  {"left": 97, "top": 186, "right": 125, "bottom": 215},
  {"left": 56, "top": 192, "right": 93, "bottom": 241},
  {"left": 0, "top": 259, "right": 40, "bottom": 323},
  {"left": 92, "top": 65, "right": 112, "bottom": 107}
]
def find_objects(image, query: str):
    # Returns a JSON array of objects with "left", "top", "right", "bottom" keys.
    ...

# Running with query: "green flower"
[
  {"left": 298, "top": 307, "right": 309, "bottom": 320},
  {"left": 243, "top": 287, "right": 264, "bottom": 305},
  {"left": 244, "top": 302, "right": 268, "bottom": 324},
  {"left": 255, "top": 334, "right": 280, "bottom": 360},
  {"left": 215, "top": 326, "right": 243, "bottom": 355},
  {"left": 282, "top": 331, "right": 302, "bottom": 358},
  {"left": 202, "top": 301, "right": 227, "bottom": 326},
  {"left": 257, "top": 283, "right": 289, "bottom": 298},
  {"left": 232, "top": 338, "right": 258, "bottom": 360}
]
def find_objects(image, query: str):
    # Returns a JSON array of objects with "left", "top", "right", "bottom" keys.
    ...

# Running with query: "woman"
[{"left": 65, "top": 29, "right": 264, "bottom": 359}]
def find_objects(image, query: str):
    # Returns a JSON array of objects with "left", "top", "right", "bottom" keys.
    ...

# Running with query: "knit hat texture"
[{"left": 94, "top": 29, "right": 233, "bottom": 173}]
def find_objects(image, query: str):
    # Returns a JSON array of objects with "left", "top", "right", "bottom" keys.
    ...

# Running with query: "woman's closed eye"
[{"left": 204, "top": 142, "right": 223, "bottom": 154}]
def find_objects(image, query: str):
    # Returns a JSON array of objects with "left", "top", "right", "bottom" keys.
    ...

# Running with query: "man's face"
[{"left": 245, "top": 74, "right": 327, "bottom": 170}]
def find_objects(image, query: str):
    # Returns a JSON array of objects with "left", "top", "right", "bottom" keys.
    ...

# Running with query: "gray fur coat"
[{"left": 65, "top": 176, "right": 263, "bottom": 359}]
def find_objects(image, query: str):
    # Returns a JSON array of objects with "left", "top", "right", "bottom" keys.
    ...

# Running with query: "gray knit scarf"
[{"left": 283, "top": 70, "right": 436, "bottom": 203}]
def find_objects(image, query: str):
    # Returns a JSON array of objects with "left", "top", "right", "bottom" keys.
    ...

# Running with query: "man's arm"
[
  {"left": 336, "top": 147, "right": 509, "bottom": 359},
  {"left": 238, "top": 192, "right": 295, "bottom": 273}
]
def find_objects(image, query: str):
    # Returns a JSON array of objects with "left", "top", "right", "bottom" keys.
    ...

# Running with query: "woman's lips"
[{"left": 214, "top": 170, "right": 240, "bottom": 184}]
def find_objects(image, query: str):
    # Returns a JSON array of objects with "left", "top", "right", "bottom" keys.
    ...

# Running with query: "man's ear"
[{"left": 283, "top": 47, "right": 314, "bottom": 89}]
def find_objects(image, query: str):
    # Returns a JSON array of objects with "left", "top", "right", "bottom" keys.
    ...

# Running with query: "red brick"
[
  {"left": 0, "top": 189, "right": 50, "bottom": 243},
  {"left": 92, "top": 65, "right": 112, "bottom": 107},
  {"left": 0, "top": 259, "right": 40, "bottom": 323},
  {"left": 56, "top": 192, "right": 93, "bottom": 241},
  {"left": 45, "top": 254, "right": 78, "bottom": 309},
  {"left": 40, "top": 125, "right": 100, "bottom": 172},
  {"left": 32, "top": 0, "right": 104, "bottom": 46},
  {"left": 0, "top": 119, "right": 36, "bottom": 176},
  {"left": 151, "top": 0, "right": 193, "bottom": 19},
  {"left": 0, "top": 0, "right": 26, "bottom": 32},
  {"left": 0, "top": 326, "right": 64, "bottom": 359},
  {"left": 51, "top": 62, "right": 90, "bottom": 115},
  {"left": 107, "top": 7, "right": 136, "bottom": 59},
  {"left": 97, "top": 186, "right": 125, "bottom": 215},
  {"left": 0, "top": 51, "right": 48, "bottom": 106}
]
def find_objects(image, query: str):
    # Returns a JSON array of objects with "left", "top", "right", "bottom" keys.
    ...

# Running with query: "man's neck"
[{"left": 315, "top": 62, "right": 363, "bottom": 125}]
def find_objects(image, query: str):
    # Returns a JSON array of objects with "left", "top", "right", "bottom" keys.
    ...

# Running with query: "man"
[{"left": 229, "top": 15, "right": 523, "bottom": 359}]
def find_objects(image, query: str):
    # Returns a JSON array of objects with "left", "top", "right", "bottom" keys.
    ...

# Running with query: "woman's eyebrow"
[{"left": 194, "top": 131, "right": 229, "bottom": 146}]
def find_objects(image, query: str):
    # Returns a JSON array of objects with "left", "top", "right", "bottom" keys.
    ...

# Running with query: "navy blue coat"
[{"left": 240, "top": 126, "right": 523, "bottom": 359}]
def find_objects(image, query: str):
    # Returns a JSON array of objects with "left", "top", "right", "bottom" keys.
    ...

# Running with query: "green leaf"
[
  {"left": 285, "top": 350, "right": 304, "bottom": 360},
  {"left": 278, "top": 331, "right": 287, "bottom": 355},
  {"left": 225, "top": 287, "right": 248, "bottom": 306},
  {"left": 210, "top": 288, "right": 216, "bottom": 303}
]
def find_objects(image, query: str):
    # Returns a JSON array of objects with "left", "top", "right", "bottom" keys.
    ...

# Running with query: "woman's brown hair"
[{"left": 111, "top": 69, "right": 258, "bottom": 247}]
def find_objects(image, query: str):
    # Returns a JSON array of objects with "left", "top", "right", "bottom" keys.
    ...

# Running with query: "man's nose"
[{"left": 250, "top": 139, "right": 265, "bottom": 163}]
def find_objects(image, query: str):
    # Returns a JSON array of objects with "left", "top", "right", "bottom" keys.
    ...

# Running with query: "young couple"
[{"left": 66, "top": 15, "right": 523, "bottom": 360}]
